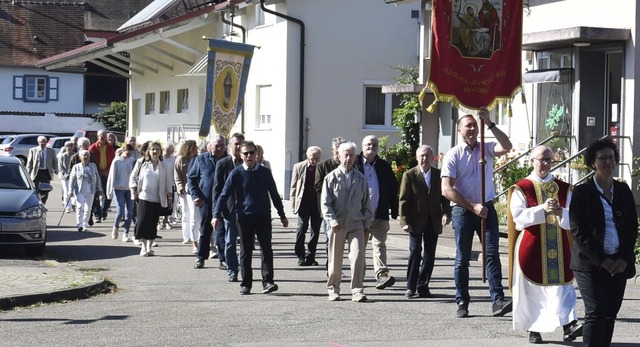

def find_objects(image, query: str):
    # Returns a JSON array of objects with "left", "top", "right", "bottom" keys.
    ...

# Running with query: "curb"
[{"left": 0, "top": 277, "right": 116, "bottom": 311}]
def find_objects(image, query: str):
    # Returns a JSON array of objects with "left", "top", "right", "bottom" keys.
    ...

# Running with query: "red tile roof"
[{"left": 0, "top": 1, "right": 86, "bottom": 66}]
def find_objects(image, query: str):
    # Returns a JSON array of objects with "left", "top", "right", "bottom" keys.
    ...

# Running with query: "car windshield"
[
  {"left": 0, "top": 162, "right": 31, "bottom": 189},
  {"left": 1, "top": 137, "right": 15, "bottom": 145}
]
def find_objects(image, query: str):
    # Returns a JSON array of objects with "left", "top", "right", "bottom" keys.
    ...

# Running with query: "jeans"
[
  {"left": 451, "top": 201, "right": 505, "bottom": 304},
  {"left": 94, "top": 175, "right": 111, "bottom": 218},
  {"left": 574, "top": 269, "right": 627, "bottom": 347},
  {"left": 406, "top": 223, "right": 438, "bottom": 293},
  {"left": 224, "top": 217, "right": 239, "bottom": 275},
  {"left": 238, "top": 216, "right": 273, "bottom": 288},
  {"left": 113, "top": 189, "right": 133, "bottom": 233},
  {"left": 294, "top": 203, "right": 321, "bottom": 261}
]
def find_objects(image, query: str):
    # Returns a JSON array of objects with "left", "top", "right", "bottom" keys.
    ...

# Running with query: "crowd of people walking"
[{"left": 25, "top": 112, "right": 637, "bottom": 346}]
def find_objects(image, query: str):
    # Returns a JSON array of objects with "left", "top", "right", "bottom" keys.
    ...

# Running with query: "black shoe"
[
  {"left": 456, "top": 302, "right": 469, "bottom": 318},
  {"left": 297, "top": 258, "right": 306, "bottom": 266},
  {"left": 155, "top": 235, "right": 163, "bottom": 239},
  {"left": 239, "top": 286, "right": 251, "bottom": 295},
  {"left": 528, "top": 331, "right": 542, "bottom": 344},
  {"left": 88, "top": 218, "right": 94, "bottom": 226},
  {"left": 492, "top": 298, "right": 513, "bottom": 317},
  {"left": 78, "top": 227, "right": 83, "bottom": 232},
  {"left": 417, "top": 289, "right": 434, "bottom": 298},
  {"left": 304, "top": 255, "right": 318, "bottom": 266},
  {"left": 219, "top": 261, "right": 228, "bottom": 270},
  {"left": 194, "top": 259, "right": 204, "bottom": 269},
  {"left": 563, "top": 321, "right": 583, "bottom": 342},
  {"left": 262, "top": 283, "right": 278, "bottom": 294},
  {"left": 228, "top": 273, "right": 238, "bottom": 282},
  {"left": 404, "top": 289, "right": 417, "bottom": 299},
  {"left": 375, "top": 275, "right": 396, "bottom": 289}
]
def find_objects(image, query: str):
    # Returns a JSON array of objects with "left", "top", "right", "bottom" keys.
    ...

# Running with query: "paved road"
[{"left": 1, "top": 180, "right": 639, "bottom": 346}]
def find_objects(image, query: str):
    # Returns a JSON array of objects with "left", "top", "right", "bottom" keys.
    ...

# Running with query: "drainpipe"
[
  {"left": 260, "top": 0, "right": 305, "bottom": 161},
  {"left": 221, "top": 11, "right": 247, "bottom": 133}
]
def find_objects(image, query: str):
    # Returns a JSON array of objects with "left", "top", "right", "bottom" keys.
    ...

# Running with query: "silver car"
[
  {"left": 0, "top": 133, "right": 55, "bottom": 165},
  {"left": 0, "top": 156, "right": 51, "bottom": 256}
]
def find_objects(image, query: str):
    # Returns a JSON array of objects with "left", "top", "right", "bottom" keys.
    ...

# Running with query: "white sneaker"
[
  {"left": 192, "top": 247, "right": 198, "bottom": 254},
  {"left": 209, "top": 251, "right": 217, "bottom": 259},
  {"left": 152, "top": 241, "right": 159, "bottom": 247},
  {"left": 133, "top": 239, "right": 142, "bottom": 246},
  {"left": 111, "top": 227, "right": 119, "bottom": 240},
  {"left": 140, "top": 247, "right": 148, "bottom": 257},
  {"left": 181, "top": 239, "right": 191, "bottom": 244},
  {"left": 121, "top": 234, "right": 130, "bottom": 242},
  {"left": 147, "top": 249, "right": 155, "bottom": 256}
]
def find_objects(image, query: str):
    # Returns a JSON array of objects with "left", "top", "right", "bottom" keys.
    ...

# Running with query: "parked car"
[
  {"left": 0, "top": 156, "right": 50, "bottom": 257},
  {"left": 46, "top": 136, "right": 73, "bottom": 153},
  {"left": 74, "top": 130, "right": 125, "bottom": 145},
  {"left": 0, "top": 133, "right": 56, "bottom": 165}
]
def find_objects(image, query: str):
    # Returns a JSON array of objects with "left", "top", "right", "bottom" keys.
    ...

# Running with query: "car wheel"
[
  {"left": 25, "top": 243, "right": 45, "bottom": 257},
  {"left": 17, "top": 156, "right": 27, "bottom": 166}
]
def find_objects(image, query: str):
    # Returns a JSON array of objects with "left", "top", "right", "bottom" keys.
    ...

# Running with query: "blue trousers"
[{"left": 451, "top": 201, "right": 505, "bottom": 304}]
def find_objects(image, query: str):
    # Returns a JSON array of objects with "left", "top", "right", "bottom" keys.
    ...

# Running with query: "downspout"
[
  {"left": 221, "top": 11, "right": 247, "bottom": 133},
  {"left": 260, "top": 0, "right": 305, "bottom": 161}
]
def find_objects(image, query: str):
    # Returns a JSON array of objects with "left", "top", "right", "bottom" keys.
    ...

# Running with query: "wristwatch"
[{"left": 487, "top": 122, "right": 496, "bottom": 130}]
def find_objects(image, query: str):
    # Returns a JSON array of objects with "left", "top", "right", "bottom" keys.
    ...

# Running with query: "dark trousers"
[
  {"left": 238, "top": 216, "right": 273, "bottom": 289},
  {"left": 406, "top": 223, "right": 439, "bottom": 293},
  {"left": 196, "top": 202, "right": 213, "bottom": 261},
  {"left": 574, "top": 269, "right": 627, "bottom": 347},
  {"left": 93, "top": 175, "right": 111, "bottom": 219},
  {"left": 34, "top": 169, "right": 51, "bottom": 204},
  {"left": 215, "top": 218, "right": 226, "bottom": 263},
  {"left": 294, "top": 203, "right": 322, "bottom": 261}
]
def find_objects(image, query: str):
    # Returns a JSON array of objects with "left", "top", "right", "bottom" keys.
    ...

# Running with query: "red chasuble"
[{"left": 514, "top": 178, "right": 573, "bottom": 286}]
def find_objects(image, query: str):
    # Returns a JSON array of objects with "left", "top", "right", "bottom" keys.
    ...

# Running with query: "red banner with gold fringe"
[{"left": 423, "top": 0, "right": 522, "bottom": 111}]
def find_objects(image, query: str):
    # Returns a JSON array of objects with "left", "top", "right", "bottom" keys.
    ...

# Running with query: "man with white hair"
[
  {"left": 26, "top": 135, "right": 58, "bottom": 204},
  {"left": 290, "top": 146, "right": 322, "bottom": 266},
  {"left": 322, "top": 142, "right": 372, "bottom": 302},
  {"left": 354, "top": 135, "right": 399, "bottom": 290}
]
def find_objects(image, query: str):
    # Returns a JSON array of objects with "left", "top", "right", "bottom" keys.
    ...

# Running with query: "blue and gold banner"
[{"left": 199, "top": 39, "right": 256, "bottom": 138}]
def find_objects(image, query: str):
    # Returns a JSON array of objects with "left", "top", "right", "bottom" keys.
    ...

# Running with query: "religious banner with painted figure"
[
  {"left": 199, "top": 39, "right": 256, "bottom": 138},
  {"left": 422, "top": 0, "right": 522, "bottom": 111}
]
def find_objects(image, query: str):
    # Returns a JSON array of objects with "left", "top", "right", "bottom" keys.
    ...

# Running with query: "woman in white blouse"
[{"left": 130, "top": 141, "right": 174, "bottom": 256}]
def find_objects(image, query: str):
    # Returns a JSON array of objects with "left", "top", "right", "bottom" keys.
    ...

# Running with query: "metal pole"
[{"left": 479, "top": 116, "right": 487, "bottom": 283}]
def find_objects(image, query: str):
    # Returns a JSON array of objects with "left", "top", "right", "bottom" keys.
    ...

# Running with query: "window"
[
  {"left": 257, "top": 85, "right": 272, "bottom": 128},
  {"left": 364, "top": 85, "right": 401, "bottom": 128},
  {"left": 145, "top": 93, "right": 155, "bottom": 115},
  {"left": 256, "top": 5, "right": 265, "bottom": 26},
  {"left": 13, "top": 75, "right": 58, "bottom": 102},
  {"left": 160, "top": 90, "right": 170, "bottom": 114},
  {"left": 177, "top": 89, "right": 189, "bottom": 113}
]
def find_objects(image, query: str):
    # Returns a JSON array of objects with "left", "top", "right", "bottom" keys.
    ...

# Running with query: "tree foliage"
[
  {"left": 378, "top": 66, "right": 421, "bottom": 182},
  {"left": 93, "top": 102, "right": 127, "bottom": 132}
]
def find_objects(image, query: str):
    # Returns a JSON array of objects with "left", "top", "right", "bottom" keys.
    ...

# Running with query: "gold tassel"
[
  {"left": 508, "top": 102, "right": 513, "bottom": 118},
  {"left": 426, "top": 99, "right": 438, "bottom": 113}
]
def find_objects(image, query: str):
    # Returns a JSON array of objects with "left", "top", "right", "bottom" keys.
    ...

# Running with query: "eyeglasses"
[
  {"left": 533, "top": 157, "right": 553, "bottom": 164},
  {"left": 242, "top": 151, "right": 256, "bottom": 156},
  {"left": 596, "top": 156, "right": 616, "bottom": 162}
]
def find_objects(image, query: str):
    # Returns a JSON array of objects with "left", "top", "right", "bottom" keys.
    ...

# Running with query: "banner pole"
[{"left": 479, "top": 115, "right": 487, "bottom": 283}]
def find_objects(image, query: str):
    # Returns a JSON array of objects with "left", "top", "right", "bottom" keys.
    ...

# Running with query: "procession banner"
[
  {"left": 199, "top": 39, "right": 256, "bottom": 138},
  {"left": 421, "top": 0, "right": 523, "bottom": 111}
]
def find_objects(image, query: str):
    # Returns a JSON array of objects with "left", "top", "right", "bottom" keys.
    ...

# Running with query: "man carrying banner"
[
  {"left": 441, "top": 107, "right": 512, "bottom": 318},
  {"left": 507, "top": 145, "right": 582, "bottom": 344}
]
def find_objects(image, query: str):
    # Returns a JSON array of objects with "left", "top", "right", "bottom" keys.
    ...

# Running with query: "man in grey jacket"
[{"left": 321, "top": 141, "right": 372, "bottom": 303}]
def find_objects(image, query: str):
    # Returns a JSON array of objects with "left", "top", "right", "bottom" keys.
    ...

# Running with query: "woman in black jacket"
[{"left": 569, "top": 138, "right": 638, "bottom": 347}]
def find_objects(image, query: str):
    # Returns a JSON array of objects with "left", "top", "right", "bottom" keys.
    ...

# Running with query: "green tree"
[
  {"left": 93, "top": 102, "right": 127, "bottom": 132},
  {"left": 378, "top": 66, "right": 421, "bottom": 182}
]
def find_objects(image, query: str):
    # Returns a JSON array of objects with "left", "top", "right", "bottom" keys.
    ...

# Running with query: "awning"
[{"left": 522, "top": 68, "right": 572, "bottom": 84}]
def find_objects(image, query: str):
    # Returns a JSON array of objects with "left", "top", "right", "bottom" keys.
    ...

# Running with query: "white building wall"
[{"left": 0, "top": 67, "right": 84, "bottom": 114}]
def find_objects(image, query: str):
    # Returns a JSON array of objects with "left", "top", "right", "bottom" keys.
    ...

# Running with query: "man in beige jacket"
[{"left": 321, "top": 141, "right": 372, "bottom": 303}]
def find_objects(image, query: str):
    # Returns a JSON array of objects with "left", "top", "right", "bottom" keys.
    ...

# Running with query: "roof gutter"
[{"left": 260, "top": 0, "right": 305, "bottom": 161}]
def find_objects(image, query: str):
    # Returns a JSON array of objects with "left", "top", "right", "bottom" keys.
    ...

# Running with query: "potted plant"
[{"left": 569, "top": 155, "right": 589, "bottom": 183}]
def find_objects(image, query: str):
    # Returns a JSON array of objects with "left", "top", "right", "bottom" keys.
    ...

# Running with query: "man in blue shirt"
[{"left": 213, "top": 141, "right": 289, "bottom": 295}]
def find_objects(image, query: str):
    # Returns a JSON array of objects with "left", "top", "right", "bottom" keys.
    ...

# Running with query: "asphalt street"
[{"left": 1, "top": 179, "right": 639, "bottom": 346}]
